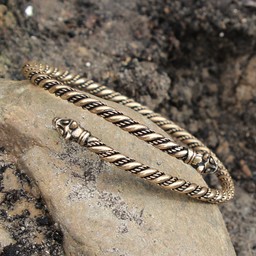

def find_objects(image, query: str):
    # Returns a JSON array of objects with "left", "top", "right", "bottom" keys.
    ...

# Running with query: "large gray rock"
[{"left": 0, "top": 80, "right": 236, "bottom": 256}]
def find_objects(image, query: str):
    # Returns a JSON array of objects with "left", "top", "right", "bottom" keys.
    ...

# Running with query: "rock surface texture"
[{"left": 0, "top": 80, "right": 236, "bottom": 256}]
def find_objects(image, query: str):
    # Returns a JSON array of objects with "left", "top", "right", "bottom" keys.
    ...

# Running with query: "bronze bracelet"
[{"left": 22, "top": 62, "right": 235, "bottom": 203}]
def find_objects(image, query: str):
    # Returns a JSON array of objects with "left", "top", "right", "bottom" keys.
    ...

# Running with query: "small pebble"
[
  {"left": 243, "top": 180, "right": 256, "bottom": 194},
  {"left": 240, "top": 160, "right": 252, "bottom": 178}
]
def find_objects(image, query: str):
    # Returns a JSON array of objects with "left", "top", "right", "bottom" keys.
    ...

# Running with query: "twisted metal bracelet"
[{"left": 22, "top": 62, "right": 234, "bottom": 203}]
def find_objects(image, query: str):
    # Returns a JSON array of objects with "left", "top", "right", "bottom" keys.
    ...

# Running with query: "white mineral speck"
[
  {"left": 233, "top": 9, "right": 238, "bottom": 14},
  {"left": 25, "top": 5, "right": 33, "bottom": 17},
  {"left": 219, "top": 32, "right": 225, "bottom": 38},
  {"left": 86, "top": 62, "right": 91, "bottom": 67}
]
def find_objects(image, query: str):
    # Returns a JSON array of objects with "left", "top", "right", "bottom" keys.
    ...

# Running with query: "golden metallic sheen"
[{"left": 22, "top": 62, "right": 235, "bottom": 204}]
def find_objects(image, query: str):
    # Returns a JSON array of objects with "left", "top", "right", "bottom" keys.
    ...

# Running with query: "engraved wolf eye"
[{"left": 70, "top": 121, "right": 78, "bottom": 130}]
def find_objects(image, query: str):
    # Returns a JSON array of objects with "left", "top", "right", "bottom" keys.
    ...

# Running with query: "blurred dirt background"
[{"left": 0, "top": 0, "right": 255, "bottom": 255}]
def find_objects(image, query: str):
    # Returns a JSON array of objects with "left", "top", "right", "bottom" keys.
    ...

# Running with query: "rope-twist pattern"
[{"left": 22, "top": 62, "right": 235, "bottom": 203}]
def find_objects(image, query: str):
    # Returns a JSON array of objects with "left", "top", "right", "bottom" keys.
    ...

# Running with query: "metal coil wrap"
[{"left": 22, "top": 62, "right": 235, "bottom": 203}]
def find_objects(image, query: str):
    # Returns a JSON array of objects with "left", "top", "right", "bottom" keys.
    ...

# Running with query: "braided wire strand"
[
  {"left": 22, "top": 62, "right": 235, "bottom": 203},
  {"left": 53, "top": 118, "right": 218, "bottom": 202}
]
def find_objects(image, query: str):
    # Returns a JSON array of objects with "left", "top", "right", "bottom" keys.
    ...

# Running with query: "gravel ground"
[{"left": 0, "top": 0, "right": 255, "bottom": 255}]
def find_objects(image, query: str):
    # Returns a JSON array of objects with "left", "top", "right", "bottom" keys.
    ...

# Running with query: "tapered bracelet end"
[{"left": 52, "top": 117, "right": 90, "bottom": 146}]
